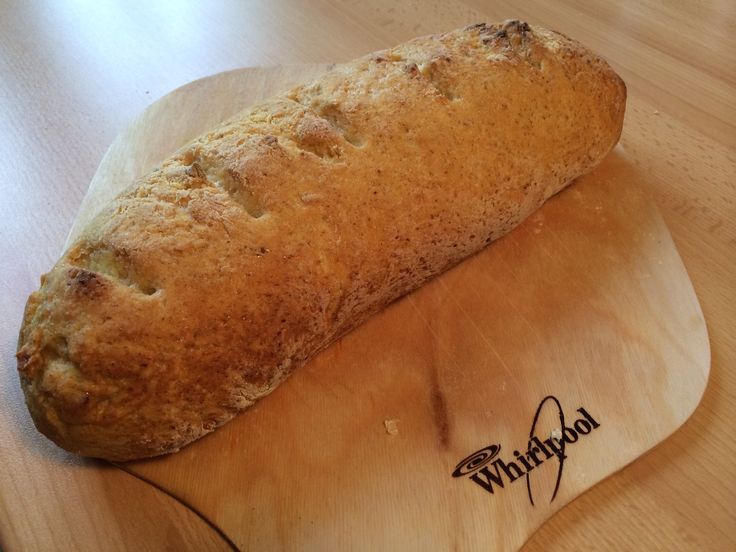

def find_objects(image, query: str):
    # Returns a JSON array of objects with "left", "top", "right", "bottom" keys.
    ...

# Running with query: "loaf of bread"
[{"left": 17, "top": 21, "right": 625, "bottom": 461}]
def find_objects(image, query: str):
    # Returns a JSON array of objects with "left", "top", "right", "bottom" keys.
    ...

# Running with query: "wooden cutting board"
[{"left": 66, "top": 65, "right": 709, "bottom": 551}]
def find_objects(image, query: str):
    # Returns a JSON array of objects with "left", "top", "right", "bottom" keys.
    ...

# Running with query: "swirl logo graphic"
[
  {"left": 450, "top": 397, "right": 601, "bottom": 505},
  {"left": 451, "top": 444, "right": 501, "bottom": 477}
]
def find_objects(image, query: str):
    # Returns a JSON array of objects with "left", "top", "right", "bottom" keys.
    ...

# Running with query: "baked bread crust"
[{"left": 17, "top": 21, "right": 626, "bottom": 461}]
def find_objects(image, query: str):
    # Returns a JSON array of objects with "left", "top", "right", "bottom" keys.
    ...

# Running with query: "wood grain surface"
[
  {"left": 71, "top": 64, "right": 708, "bottom": 551},
  {"left": 1, "top": 1, "right": 734, "bottom": 550}
]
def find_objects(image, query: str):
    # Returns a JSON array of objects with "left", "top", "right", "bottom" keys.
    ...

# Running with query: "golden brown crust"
[{"left": 17, "top": 21, "right": 626, "bottom": 461}]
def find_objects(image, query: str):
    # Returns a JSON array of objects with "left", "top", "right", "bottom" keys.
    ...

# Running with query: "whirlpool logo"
[{"left": 451, "top": 396, "right": 600, "bottom": 506}]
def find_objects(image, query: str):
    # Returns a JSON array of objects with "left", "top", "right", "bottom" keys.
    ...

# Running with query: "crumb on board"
[
  {"left": 384, "top": 418, "right": 400, "bottom": 435},
  {"left": 550, "top": 428, "right": 563, "bottom": 441}
]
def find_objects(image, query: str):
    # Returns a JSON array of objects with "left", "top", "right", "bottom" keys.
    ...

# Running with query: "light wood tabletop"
[{"left": 1, "top": 1, "right": 734, "bottom": 551}]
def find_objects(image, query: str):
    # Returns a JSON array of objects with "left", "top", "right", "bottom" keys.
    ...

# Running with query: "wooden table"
[{"left": 1, "top": 1, "right": 734, "bottom": 550}]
